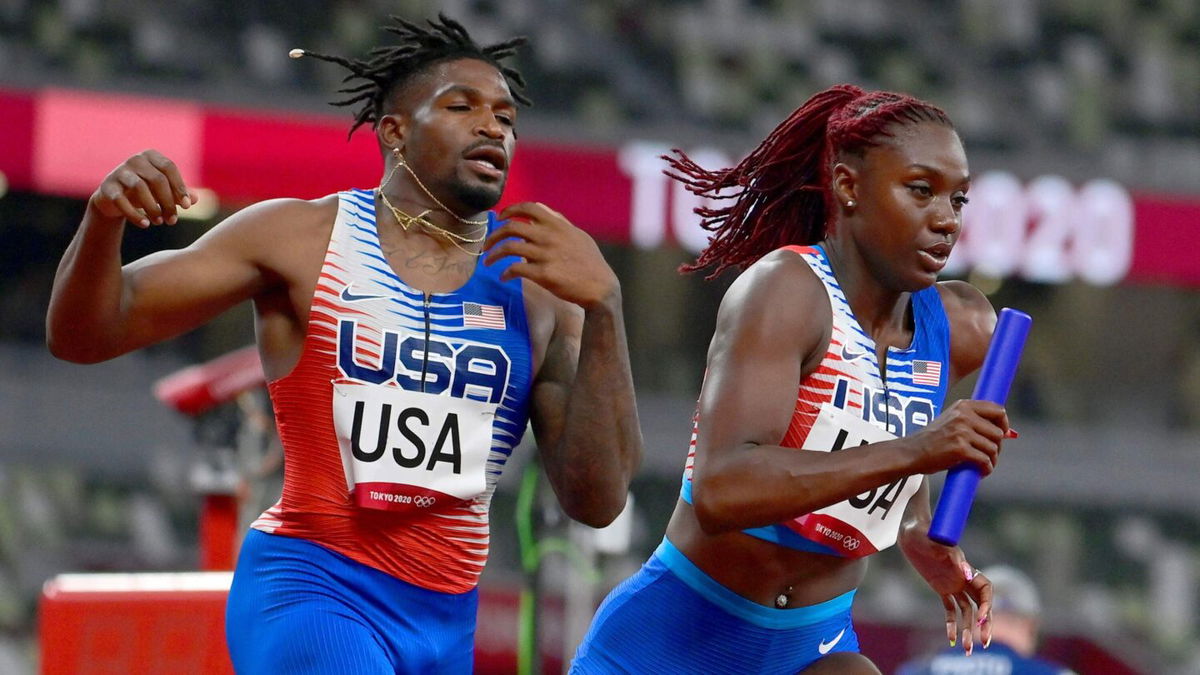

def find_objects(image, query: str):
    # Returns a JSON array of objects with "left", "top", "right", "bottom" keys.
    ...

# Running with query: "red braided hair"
[{"left": 666, "top": 84, "right": 953, "bottom": 278}]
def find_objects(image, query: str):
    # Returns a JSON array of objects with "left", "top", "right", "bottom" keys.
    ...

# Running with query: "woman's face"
[{"left": 845, "top": 122, "right": 970, "bottom": 291}]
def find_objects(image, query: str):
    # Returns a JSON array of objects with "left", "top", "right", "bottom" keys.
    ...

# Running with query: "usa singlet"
[
  {"left": 681, "top": 244, "right": 951, "bottom": 557},
  {"left": 251, "top": 188, "right": 534, "bottom": 593}
]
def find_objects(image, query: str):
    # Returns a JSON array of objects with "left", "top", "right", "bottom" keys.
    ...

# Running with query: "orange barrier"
[
  {"left": 39, "top": 572, "right": 234, "bottom": 675},
  {"left": 38, "top": 574, "right": 564, "bottom": 674}
]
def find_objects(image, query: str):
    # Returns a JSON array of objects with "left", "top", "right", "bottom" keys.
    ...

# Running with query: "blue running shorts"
[
  {"left": 571, "top": 538, "right": 859, "bottom": 674},
  {"left": 226, "top": 529, "right": 478, "bottom": 674}
]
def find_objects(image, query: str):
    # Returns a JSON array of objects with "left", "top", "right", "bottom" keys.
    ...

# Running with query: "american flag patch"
[
  {"left": 463, "top": 302, "right": 506, "bottom": 330},
  {"left": 912, "top": 360, "right": 942, "bottom": 386}
]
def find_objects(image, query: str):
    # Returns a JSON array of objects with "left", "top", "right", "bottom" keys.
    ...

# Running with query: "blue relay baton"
[{"left": 928, "top": 308, "right": 1032, "bottom": 546}]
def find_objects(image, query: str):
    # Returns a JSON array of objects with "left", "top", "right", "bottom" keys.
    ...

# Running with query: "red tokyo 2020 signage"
[{"left": 2, "top": 88, "right": 1197, "bottom": 286}]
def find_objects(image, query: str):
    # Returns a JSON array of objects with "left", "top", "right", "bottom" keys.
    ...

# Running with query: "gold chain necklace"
[
  {"left": 396, "top": 158, "right": 488, "bottom": 227},
  {"left": 375, "top": 156, "right": 489, "bottom": 256},
  {"left": 377, "top": 190, "right": 486, "bottom": 257}
]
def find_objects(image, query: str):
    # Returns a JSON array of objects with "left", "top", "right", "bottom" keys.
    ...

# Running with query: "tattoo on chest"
[{"left": 381, "top": 241, "right": 475, "bottom": 276}]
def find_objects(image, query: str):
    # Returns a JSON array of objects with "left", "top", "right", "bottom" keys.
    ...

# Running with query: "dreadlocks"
[
  {"left": 666, "top": 85, "right": 953, "bottom": 279},
  {"left": 295, "top": 13, "right": 530, "bottom": 137}
]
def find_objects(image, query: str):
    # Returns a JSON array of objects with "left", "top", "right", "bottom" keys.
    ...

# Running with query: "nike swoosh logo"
[
  {"left": 840, "top": 344, "right": 870, "bottom": 362},
  {"left": 340, "top": 284, "right": 385, "bottom": 302},
  {"left": 818, "top": 627, "right": 846, "bottom": 655}
]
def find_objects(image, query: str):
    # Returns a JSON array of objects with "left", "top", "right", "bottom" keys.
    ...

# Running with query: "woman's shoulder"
[{"left": 935, "top": 280, "right": 997, "bottom": 382}]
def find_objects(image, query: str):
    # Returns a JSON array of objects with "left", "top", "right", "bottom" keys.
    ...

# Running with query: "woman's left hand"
[{"left": 901, "top": 532, "right": 993, "bottom": 654}]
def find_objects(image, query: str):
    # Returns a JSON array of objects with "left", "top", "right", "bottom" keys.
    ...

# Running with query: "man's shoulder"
[
  {"left": 193, "top": 194, "right": 341, "bottom": 286},
  {"left": 208, "top": 194, "right": 340, "bottom": 260},
  {"left": 232, "top": 194, "right": 341, "bottom": 232}
]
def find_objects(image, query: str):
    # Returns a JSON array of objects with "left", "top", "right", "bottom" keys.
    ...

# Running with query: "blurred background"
[{"left": 2, "top": 0, "right": 1199, "bottom": 673}]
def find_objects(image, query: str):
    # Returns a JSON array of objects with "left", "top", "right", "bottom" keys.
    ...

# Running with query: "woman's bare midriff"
[{"left": 664, "top": 500, "right": 868, "bottom": 609}]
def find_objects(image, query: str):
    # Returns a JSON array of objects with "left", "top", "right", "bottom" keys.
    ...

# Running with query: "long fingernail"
[
  {"left": 984, "top": 634, "right": 992, "bottom": 649},
  {"left": 961, "top": 562, "right": 974, "bottom": 581},
  {"left": 1005, "top": 428, "right": 1020, "bottom": 439}
]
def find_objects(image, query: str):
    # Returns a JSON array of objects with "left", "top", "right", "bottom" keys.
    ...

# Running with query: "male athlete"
[{"left": 46, "top": 15, "right": 642, "bottom": 674}]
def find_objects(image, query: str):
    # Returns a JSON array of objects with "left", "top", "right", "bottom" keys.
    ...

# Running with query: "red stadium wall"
[{"left": 1, "top": 86, "right": 1197, "bottom": 287}]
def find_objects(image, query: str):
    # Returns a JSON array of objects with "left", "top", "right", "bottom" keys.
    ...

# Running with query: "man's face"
[
  {"left": 850, "top": 122, "right": 970, "bottom": 291},
  {"left": 398, "top": 58, "right": 518, "bottom": 214}
]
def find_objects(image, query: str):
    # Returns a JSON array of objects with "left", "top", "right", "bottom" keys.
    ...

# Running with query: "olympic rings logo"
[
  {"left": 413, "top": 496, "right": 436, "bottom": 508},
  {"left": 842, "top": 537, "right": 861, "bottom": 551}
]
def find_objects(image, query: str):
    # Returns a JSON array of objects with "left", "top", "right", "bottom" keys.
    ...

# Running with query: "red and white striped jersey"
[
  {"left": 252, "top": 189, "right": 534, "bottom": 593},
  {"left": 681, "top": 244, "right": 951, "bottom": 557}
]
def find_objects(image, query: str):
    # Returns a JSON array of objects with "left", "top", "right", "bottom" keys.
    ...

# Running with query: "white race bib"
[
  {"left": 332, "top": 380, "right": 496, "bottom": 512},
  {"left": 786, "top": 402, "right": 921, "bottom": 557}
]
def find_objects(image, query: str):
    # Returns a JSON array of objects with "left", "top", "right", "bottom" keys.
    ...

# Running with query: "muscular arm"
[
  {"left": 529, "top": 290, "right": 642, "bottom": 527},
  {"left": 693, "top": 252, "right": 931, "bottom": 533},
  {"left": 486, "top": 202, "right": 643, "bottom": 528},
  {"left": 47, "top": 197, "right": 311, "bottom": 363}
]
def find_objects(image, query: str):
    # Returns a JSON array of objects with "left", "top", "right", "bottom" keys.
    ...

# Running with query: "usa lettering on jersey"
[
  {"left": 787, "top": 379, "right": 936, "bottom": 556},
  {"left": 832, "top": 378, "right": 935, "bottom": 437},
  {"left": 336, "top": 319, "right": 511, "bottom": 401},
  {"left": 332, "top": 319, "right": 510, "bottom": 512}
]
